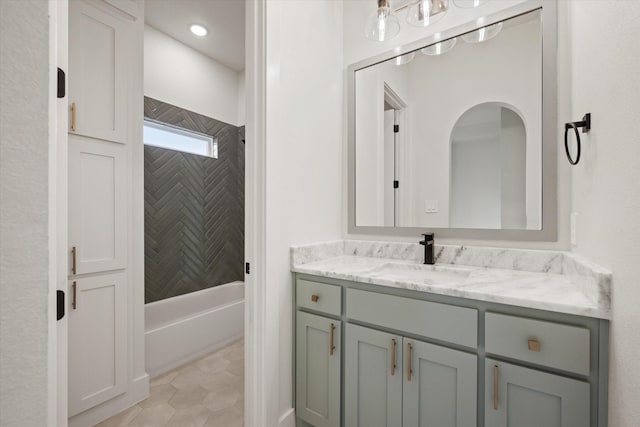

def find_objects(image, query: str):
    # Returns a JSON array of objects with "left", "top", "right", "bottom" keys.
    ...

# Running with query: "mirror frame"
[{"left": 347, "top": 0, "right": 557, "bottom": 241}]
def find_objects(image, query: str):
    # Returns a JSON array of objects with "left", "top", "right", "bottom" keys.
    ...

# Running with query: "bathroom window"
[{"left": 143, "top": 119, "right": 218, "bottom": 158}]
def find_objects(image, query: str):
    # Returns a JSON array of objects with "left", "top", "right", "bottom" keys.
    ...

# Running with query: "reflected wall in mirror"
[{"left": 354, "top": 9, "right": 542, "bottom": 230}]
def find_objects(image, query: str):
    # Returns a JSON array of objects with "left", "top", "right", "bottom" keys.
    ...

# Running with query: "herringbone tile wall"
[{"left": 144, "top": 97, "right": 244, "bottom": 303}]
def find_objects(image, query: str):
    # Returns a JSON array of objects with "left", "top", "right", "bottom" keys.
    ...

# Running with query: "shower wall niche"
[{"left": 144, "top": 97, "right": 244, "bottom": 303}]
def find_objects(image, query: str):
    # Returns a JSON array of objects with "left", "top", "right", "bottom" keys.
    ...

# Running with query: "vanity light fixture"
[
  {"left": 365, "top": 0, "right": 449, "bottom": 41},
  {"left": 364, "top": 0, "right": 401, "bottom": 41},
  {"left": 394, "top": 51, "right": 416, "bottom": 65},
  {"left": 461, "top": 21, "right": 503, "bottom": 43},
  {"left": 421, "top": 37, "right": 457, "bottom": 55},
  {"left": 406, "top": 0, "right": 449, "bottom": 28},
  {"left": 453, "top": 0, "right": 490, "bottom": 8},
  {"left": 189, "top": 24, "right": 208, "bottom": 37}
]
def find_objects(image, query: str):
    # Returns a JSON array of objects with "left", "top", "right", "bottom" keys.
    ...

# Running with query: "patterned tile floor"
[{"left": 97, "top": 339, "right": 244, "bottom": 427}]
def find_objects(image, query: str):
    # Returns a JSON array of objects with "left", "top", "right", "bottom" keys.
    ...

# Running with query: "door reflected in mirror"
[{"left": 354, "top": 9, "right": 542, "bottom": 230}]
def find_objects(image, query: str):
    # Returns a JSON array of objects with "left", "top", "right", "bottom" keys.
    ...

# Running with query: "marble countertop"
[{"left": 291, "top": 240, "right": 612, "bottom": 319}]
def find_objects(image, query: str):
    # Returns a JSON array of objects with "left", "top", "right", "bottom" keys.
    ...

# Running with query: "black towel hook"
[{"left": 564, "top": 113, "right": 591, "bottom": 165}]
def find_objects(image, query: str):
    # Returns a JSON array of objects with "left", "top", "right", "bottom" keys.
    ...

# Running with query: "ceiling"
[{"left": 145, "top": 0, "right": 245, "bottom": 72}]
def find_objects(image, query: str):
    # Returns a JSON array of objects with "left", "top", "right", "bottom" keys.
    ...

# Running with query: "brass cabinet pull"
[
  {"left": 72, "top": 281, "right": 77, "bottom": 310},
  {"left": 329, "top": 323, "right": 336, "bottom": 356},
  {"left": 528, "top": 338, "right": 541, "bottom": 352},
  {"left": 71, "top": 246, "right": 77, "bottom": 275},
  {"left": 407, "top": 342, "right": 413, "bottom": 382},
  {"left": 391, "top": 339, "right": 397, "bottom": 376},
  {"left": 493, "top": 365, "right": 499, "bottom": 410},
  {"left": 311, "top": 294, "right": 319, "bottom": 302},
  {"left": 71, "top": 102, "right": 77, "bottom": 131}
]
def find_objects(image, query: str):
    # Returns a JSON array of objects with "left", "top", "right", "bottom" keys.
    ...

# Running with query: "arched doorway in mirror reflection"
[{"left": 450, "top": 102, "right": 527, "bottom": 229}]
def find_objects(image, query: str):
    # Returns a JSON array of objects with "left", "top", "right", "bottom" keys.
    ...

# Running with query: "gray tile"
[
  {"left": 128, "top": 403, "right": 175, "bottom": 427},
  {"left": 150, "top": 369, "right": 179, "bottom": 387},
  {"left": 202, "top": 388, "right": 241, "bottom": 413},
  {"left": 99, "top": 342, "right": 244, "bottom": 426},
  {"left": 139, "top": 383, "right": 177, "bottom": 409},
  {"left": 144, "top": 97, "right": 245, "bottom": 303},
  {"left": 168, "top": 385, "right": 209, "bottom": 410},
  {"left": 95, "top": 404, "right": 142, "bottom": 427},
  {"left": 165, "top": 404, "right": 211, "bottom": 427},
  {"left": 171, "top": 366, "right": 219, "bottom": 389},
  {"left": 203, "top": 405, "right": 243, "bottom": 427}
]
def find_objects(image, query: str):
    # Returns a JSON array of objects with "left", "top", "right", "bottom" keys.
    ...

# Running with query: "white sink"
[{"left": 371, "top": 263, "right": 472, "bottom": 285}]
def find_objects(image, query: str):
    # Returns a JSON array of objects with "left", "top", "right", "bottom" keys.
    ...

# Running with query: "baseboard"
[
  {"left": 68, "top": 373, "right": 149, "bottom": 427},
  {"left": 279, "top": 407, "right": 296, "bottom": 427}
]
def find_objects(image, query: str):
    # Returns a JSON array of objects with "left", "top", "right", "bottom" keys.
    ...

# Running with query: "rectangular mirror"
[{"left": 348, "top": 1, "right": 557, "bottom": 240}]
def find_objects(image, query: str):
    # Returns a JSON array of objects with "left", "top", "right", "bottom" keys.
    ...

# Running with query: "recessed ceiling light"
[{"left": 190, "top": 24, "right": 208, "bottom": 37}]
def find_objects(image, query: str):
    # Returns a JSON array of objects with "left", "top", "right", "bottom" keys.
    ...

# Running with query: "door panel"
[
  {"left": 404, "top": 339, "right": 477, "bottom": 427},
  {"left": 69, "top": 0, "right": 129, "bottom": 143},
  {"left": 68, "top": 135, "right": 126, "bottom": 275},
  {"left": 485, "top": 359, "right": 590, "bottom": 427},
  {"left": 68, "top": 272, "right": 127, "bottom": 416},
  {"left": 345, "top": 324, "right": 402, "bottom": 427},
  {"left": 296, "top": 311, "right": 341, "bottom": 427}
]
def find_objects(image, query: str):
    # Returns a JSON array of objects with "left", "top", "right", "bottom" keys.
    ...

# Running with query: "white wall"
[
  {"left": 344, "top": 0, "right": 572, "bottom": 250},
  {"left": 566, "top": 1, "right": 640, "bottom": 425},
  {"left": 0, "top": 1, "right": 51, "bottom": 426},
  {"left": 237, "top": 70, "right": 246, "bottom": 126},
  {"left": 144, "top": 25, "right": 245, "bottom": 126},
  {"left": 264, "top": 0, "right": 344, "bottom": 424}
]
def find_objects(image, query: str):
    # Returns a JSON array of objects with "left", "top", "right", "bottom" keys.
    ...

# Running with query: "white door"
[
  {"left": 68, "top": 135, "right": 127, "bottom": 275},
  {"left": 68, "top": 0, "right": 130, "bottom": 143},
  {"left": 68, "top": 272, "right": 127, "bottom": 416}
]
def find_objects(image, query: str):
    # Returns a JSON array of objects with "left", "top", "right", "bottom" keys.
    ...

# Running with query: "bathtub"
[{"left": 145, "top": 281, "right": 244, "bottom": 377}]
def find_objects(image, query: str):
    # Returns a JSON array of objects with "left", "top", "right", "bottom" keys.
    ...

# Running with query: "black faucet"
[{"left": 419, "top": 233, "right": 435, "bottom": 265}]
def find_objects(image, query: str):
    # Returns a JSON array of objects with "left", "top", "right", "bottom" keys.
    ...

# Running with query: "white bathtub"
[{"left": 145, "top": 281, "right": 244, "bottom": 377}]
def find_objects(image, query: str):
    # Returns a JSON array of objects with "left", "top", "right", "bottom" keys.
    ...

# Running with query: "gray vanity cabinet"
[
  {"left": 403, "top": 340, "right": 477, "bottom": 427},
  {"left": 485, "top": 359, "right": 590, "bottom": 427},
  {"left": 345, "top": 323, "right": 477, "bottom": 427},
  {"left": 344, "top": 324, "right": 403, "bottom": 427},
  {"left": 294, "top": 274, "right": 607, "bottom": 427},
  {"left": 296, "top": 311, "right": 341, "bottom": 427}
]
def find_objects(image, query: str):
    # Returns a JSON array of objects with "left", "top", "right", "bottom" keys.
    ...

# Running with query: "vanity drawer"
[
  {"left": 346, "top": 288, "right": 477, "bottom": 348},
  {"left": 297, "top": 279, "right": 341, "bottom": 316},
  {"left": 485, "top": 312, "right": 590, "bottom": 376}
]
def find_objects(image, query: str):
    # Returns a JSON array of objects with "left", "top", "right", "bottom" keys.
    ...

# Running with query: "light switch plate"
[{"left": 424, "top": 200, "right": 438, "bottom": 213}]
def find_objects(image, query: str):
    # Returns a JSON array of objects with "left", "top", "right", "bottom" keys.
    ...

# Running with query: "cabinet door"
[
  {"left": 68, "top": 272, "right": 127, "bottom": 416},
  {"left": 403, "top": 339, "right": 477, "bottom": 427},
  {"left": 345, "top": 324, "right": 402, "bottom": 427},
  {"left": 296, "top": 312, "right": 341, "bottom": 427},
  {"left": 68, "top": 135, "right": 127, "bottom": 275},
  {"left": 69, "top": 0, "right": 130, "bottom": 143},
  {"left": 485, "top": 359, "right": 590, "bottom": 427}
]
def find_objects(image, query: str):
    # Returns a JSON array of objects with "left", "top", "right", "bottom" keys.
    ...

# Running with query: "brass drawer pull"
[
  {"left": 71, "top": 246, "right": 77, "bottom": 275},
  {"left": 71, "top": 102, "right": 77, "bottom": 131},
  {"left": 329, "top": 323, "right": 336, "bottom": 355},
  {"left": 311, "top": 294, "right": 319, "bottom": 302},
  {"left": 72, "top": 281, "right": 77, "bottom": 310},
  {"left": 391, "top": 339, "right": 397, "bottom": 376},
  {"left": 528, "top": 338, "right": 541, "bottom": 352},
  {"left": 407, "top": 342, "right": 413, "bottom": 382},
  {"left": 493, "top": 365, "right": 499, "bottom": 410}
]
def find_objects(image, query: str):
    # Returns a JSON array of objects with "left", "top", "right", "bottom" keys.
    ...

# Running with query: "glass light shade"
[
  {"left": 461, "top": 22, "right": 503, "bottom": 43},
  {"left": 421, "top": 37, "right": 457, "bottom": 55},
  {"left": 364, "top": 2, "right": 400, "bottom": 41},
  {"left": 394, "top": 51, "right": 416, "bottom": 65},
  {"left": 407, "top": 0, "right": 448, "bottom": 28},
  {"left": 453, "top": 0, "right": 490, "bottom": 8}
]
